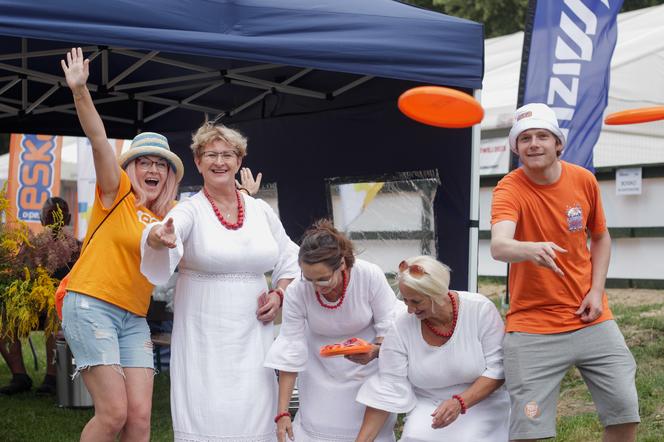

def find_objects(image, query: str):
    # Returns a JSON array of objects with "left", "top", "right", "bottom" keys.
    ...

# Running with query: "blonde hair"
[
  {"left": 125, "top": 160, "right": 178, "bottom": 218},
  {"left": 190, "top": 122, "right": 248, "bottom": 158},
  {"left": 398, "top": 255, "right": 451, "bottom": 306}
]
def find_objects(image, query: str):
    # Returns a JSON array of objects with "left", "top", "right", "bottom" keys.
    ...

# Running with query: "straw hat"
[{"left": 118, "top": 132, "right": 184, "bottom": 182}]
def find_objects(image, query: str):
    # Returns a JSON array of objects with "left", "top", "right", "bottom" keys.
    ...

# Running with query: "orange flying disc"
[
  {"left": 398, "top": 86, "right": 484, "bottom": 128},
  {"left": 604, "top": 106, "right": 664, "bottom": 125},
  {"left": 319, "top": 337, "right": 373, "bottom": 357}
]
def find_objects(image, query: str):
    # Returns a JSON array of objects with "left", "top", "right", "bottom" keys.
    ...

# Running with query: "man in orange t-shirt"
[{"left": 491, "top": 103, "right": 639, "bottom": 441}]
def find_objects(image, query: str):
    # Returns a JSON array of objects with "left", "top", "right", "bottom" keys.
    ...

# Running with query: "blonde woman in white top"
[{"left": 356, "top": 256, "right": 509, "bottom": 442}]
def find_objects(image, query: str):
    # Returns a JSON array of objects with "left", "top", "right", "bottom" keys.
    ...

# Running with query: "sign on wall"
[
  {"left": 479, "top": 137, "right": 510, "bottom": 176},
  {"left": 616, "top": 167, "right": 642, "bottom": 195},
  {"left": 6, "top": 134, "right": 62, "bottom": 231}
]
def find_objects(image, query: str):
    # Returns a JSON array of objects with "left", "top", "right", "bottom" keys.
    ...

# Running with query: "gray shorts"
[{"left": 503, "top": 320, "right": 639, "bottom": 440}]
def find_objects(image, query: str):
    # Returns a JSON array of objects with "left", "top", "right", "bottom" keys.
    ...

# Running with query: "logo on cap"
[{"left": 517, "top": 111, "right": 533, "bottom": 121}]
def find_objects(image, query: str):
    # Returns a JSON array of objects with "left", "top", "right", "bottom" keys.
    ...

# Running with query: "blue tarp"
[
  {"left": 0, "top": 0, "right": 483, "bottom": 88},
  {"left": 0, "top": 0, "right": 484, "bottom": 290}
]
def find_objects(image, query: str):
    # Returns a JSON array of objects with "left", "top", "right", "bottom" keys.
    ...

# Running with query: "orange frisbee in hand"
[
  {"left": 398, "top": 86, "right": 484, "bottom": 128},
  {"left": 319, "top": 337, "right": 373, "bottom": 357},
  {"left": 604, "top": 106, "right": 664, "bottom": 125}
]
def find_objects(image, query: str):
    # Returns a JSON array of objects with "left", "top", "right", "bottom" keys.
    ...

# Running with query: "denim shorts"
[{"left": 62, "top": 291, "right": 154, "bottom": 374}]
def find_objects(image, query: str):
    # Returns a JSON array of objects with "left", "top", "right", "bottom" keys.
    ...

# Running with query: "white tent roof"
[{"left": 482, "top": 4, "right": 664, "bottom": 168}]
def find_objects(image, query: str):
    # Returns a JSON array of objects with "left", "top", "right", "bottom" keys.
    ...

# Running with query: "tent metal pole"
[
  {"left": 229, "top": 68, "right": 313, "bottom": 117},
  {"left": 224, "top": 72, "right": 326, "bottom": 99},
  {"left": 101, "top": 47, "right": 109, "bottom": 86},
  {"left": 0, "top": 77, "right": 20, "bottom": 96},
  {"left": 21, "top": 38, "right": 27, "bottom": 110},
  {"left": 0, "top": 62, "right": 93, "bottom": 89},
  {"left": 106, "top": 50, "right": 159, "bottom": 89},
  {"left": 32, "top": 95, "right": 128, "bottom": 115},
  {"left": 25, "top": 83, "right": 59, "bottom": 114},
  {"left": 468, "top": 89, "right": 481, "bottom": 293},
  {"left": 135, "top": 94, "right": 223, "bottom": 115},
  {"left": 114, "top": 71, "right": 222, "bottom": 91},
  {"left": 0, "top": 102, "right": 18, "bottom": 113},
  {"left": 0, "top": 46, "right": 98, "bottom": 62},
  {"left": 331, "top": 75, "right": 373, "bottom": 97},
  {"left": 131, "top": 80, "right": 225, "bottom": 97},
  {"left": 144, "top": 82, "right": 224, "bottom": 123},
  {"left": 111, "top": 48, "right": 215, "bottom": 72}
]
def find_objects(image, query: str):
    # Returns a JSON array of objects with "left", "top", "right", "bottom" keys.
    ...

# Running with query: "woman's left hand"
[
  {"left": 236, "top": 167, "right": 262, "bottom": 196},
  {"left": 344, "top": 344, "right": 379, "bottom": 365},
  {"left": 256, "top": 290, "right": 281, "bottom": 324},
  {"left": 430, "top": 398, "right": 462, "bottom": 429}
]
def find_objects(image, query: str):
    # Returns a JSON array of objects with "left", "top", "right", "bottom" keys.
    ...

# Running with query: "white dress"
[
  {"left": 356, "top": 292, "right": 510, "bottom": 442},
  {"left": 264, "top": 259, "right": 401, "bottom": 442},
  {"left": 141, "top": 192, "right": 300, "bottom": 442}
]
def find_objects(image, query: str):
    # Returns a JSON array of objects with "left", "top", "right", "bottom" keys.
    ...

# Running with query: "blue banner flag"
[{"left": 522, "top": 0, "right": 624, "bottom": 171}]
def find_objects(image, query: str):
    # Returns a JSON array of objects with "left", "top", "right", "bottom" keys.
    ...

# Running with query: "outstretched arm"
[
  {"left": 491, "top": 220, "right": 567, "bottom": 277},
  {"left": 61, "top": 47, "right": 120, "bottom": 206}
]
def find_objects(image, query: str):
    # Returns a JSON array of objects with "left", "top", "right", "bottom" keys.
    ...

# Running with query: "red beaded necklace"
[
  {"left": 316, "top": 270, "right": 349, "bottom": 310},
  {"left": 204, "top": 187, "right": 244, "bottom": 230},
  {"left": 423, "top": 292, "right": 458, "bottom": 338}
]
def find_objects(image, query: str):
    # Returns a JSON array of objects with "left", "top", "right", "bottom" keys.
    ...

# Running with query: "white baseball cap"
[{"left": 508, "top": 103, "right": 565, "bottom": 151}]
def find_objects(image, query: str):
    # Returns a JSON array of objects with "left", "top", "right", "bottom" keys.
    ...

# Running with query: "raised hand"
[
  {"left": 60, "top": 47, "right": 90, "bottom": 92},
  {"left": 236, "top": 167, "right": 262, "bottom": 196},
  {"left": 147, "top": 218, "right": 177, "bottom": 250}
]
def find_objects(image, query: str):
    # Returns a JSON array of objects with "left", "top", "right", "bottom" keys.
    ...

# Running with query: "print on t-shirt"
[
  {"left": 566, "top": 204, "right": 583, "bottom": 232},
  {"left": 137, "top": 209, "right": 158, "bottom": 226}
]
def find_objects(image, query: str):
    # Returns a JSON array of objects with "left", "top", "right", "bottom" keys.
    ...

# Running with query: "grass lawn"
[{"left": 1, "top": 286, "right": 663, "bottom": 441}]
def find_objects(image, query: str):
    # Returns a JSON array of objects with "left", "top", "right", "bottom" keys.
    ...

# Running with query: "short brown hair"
[{"left": 299, "top": 219, "right": 355, "bottom": 269}]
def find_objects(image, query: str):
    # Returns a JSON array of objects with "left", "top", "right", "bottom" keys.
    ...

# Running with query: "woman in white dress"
[
  {"left": 141, "top": 123, "right": 299, "bottom": 442},
  {"left": 356, "top": 256, "right": 510, "bottom": 442},
  {"left": 264, "top": 220, "right": 399, "bottom": 442}
]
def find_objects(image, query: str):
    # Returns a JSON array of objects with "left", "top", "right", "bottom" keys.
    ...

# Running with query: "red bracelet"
[
  {"left": 270, "top": 288, "right": 284, "bottom": 307},
  {"left": 274, "top": 411, "right": 290, "bottom": 423},
  {"left": 452, "top": 394, "right": 467, "bottom": 414}
]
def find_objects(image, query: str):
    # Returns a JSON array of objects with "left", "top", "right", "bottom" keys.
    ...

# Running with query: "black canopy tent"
[{"left": 0, "top": 0, "right": 484, "bottom": 289}]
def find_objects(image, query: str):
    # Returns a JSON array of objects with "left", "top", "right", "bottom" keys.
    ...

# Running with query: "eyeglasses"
[
  {"left": 398, "top": 260, "right": 428, "bottom": 278},
  {"left": 136, "top": 157, "right": 168, "bottom": 172},
  {"left": 301, "top": 261, "right": 343, "bottom": 287},
  {"left": 200, "top": 151, "right": 238, "bottom": 162}
]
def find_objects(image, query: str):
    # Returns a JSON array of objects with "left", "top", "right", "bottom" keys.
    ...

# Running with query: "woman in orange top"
[{"left": 60, "top": 47, "right": 184, "bottom": 442}]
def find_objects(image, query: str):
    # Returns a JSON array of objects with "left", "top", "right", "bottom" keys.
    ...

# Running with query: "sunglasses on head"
[{"left": 398, "top": 260, "right": 428, "bottom": 278}]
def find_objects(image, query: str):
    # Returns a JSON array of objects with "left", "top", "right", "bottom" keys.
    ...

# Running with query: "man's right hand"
[
  {"left": 527, "top": 241, "right": 567, "bottom": 276},
  {"left": 147, "top": 218, "right": 177, "bottom": 249}
]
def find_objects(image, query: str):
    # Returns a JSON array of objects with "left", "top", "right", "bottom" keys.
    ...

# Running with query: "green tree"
[{"left": 403, "top": 0, "right": 664, "bottom": 38}]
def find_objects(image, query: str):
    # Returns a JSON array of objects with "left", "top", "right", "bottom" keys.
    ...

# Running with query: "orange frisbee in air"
[
  {"left": 319, "top": 337, "right": 373, "bottom": 357},
  {"left": 604, "top": 106, "right": 664, "bottom": 125},
  {"left": 398, "top": 86, "right": 484, "bottom": 128}
]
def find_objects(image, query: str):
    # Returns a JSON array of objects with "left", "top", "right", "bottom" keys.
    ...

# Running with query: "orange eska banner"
[{"left": 6, "top": 133, "right": 62, "bottom": 231}]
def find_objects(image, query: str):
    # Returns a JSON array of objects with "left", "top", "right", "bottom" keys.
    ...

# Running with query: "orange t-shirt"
[
  {"left": 491, "top": 161, "right": 613, "bottom": 334},
  {"left": 67, "top": 171, "right": 161, "bottom": 317}
]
